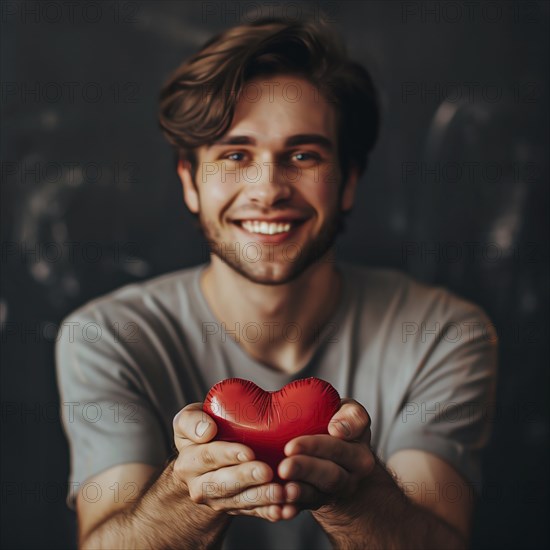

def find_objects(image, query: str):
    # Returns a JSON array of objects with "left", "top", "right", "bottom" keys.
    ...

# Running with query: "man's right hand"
[{"left": 172, "top": 402, "right": 292, "bottom": 522}]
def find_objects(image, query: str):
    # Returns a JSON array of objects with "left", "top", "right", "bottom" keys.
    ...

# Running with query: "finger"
[
  {"left": 179, "top": 441, "right": 256, "bottom": 476},
  {"left": 280, "top": 503, "right": 300, "bottom": 520},
  {"left": 227, "top": 504, "right": 285, "bottom": 523},
  {"left": 219, "top": 482, "right": 284, "bottom": 509},
  {"left": 327, "top": 399, "right": 371, "bottom": 441},
  {"left": 173, "top": 403, "right": 217, "bottom": 447},
  {"left": 190, "top": 460, "right": 275, "bottom": 501},
  {"left": 284, "top": 434, "right": 374, "bottom": 475},
  {"left": 278, "top": 455, "right": 348, "bottom": 495},
  {"left": 284, "top": 481, "right": 328, "bottom": 511}
]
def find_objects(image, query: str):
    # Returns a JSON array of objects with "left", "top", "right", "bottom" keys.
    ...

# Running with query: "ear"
[
  {"left": 340, "top": 165, "right": 360, "bottom": 212},
  {"left": 177, "top": 158, "right": 199, "bottom": 214}
]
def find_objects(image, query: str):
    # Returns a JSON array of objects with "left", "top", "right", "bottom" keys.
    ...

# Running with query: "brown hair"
[{"left": 158, "top": 16, "right": 380, "bottom": 186}]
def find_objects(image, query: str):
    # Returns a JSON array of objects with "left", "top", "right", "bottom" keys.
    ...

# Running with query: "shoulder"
[
  {"left": 60, "top": 263, "right": 207, "bottom": 326},
  {"left": 339, "top": 261, "right": 496, "bottom": 341},
  {"left": 341, "top": 261, "right": 491, "bottom": 318},
  {"left": 54, "top": 263, "right": 207, "bottom": 377}
]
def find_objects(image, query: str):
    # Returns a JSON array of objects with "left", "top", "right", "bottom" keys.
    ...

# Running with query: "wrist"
[
  {"left": 312, "top": 459, "right": 407, "bottom": 526},
  {"left": 166, "top": 460, "right": 229, "bottom": 522}
]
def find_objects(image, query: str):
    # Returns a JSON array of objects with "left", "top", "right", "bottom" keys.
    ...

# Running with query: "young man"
[{"left": 56, "top": 17, "right": 497, "bottom": 549}]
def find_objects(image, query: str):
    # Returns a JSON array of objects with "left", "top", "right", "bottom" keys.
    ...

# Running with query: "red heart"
[{"left": 203, "top": 377, "right": 341, "bottom": 482}]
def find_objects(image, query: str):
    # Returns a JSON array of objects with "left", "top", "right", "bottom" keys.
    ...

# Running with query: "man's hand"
[
  {"left": 277, "top": 398, "right": 375, "bottom": 519},
  {"left": 172, "top": 403, "right": 291, "bottom": 522}
]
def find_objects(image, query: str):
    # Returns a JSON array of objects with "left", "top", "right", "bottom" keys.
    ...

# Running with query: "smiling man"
[{"left": 56, "top": 17, "right": 497, "bottom": 550}]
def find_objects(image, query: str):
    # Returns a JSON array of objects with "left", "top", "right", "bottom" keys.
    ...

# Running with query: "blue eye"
[
  {"left": 294, "top": 152, "right": 319, "bottom": 162},
  {"left": 225, "top": 152, "right": 244, "bottom": 161}
]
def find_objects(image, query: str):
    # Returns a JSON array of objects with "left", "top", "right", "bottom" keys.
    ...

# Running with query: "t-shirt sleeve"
[
  {"left": 55, "top": 310, "right": 170, "bottom": 511},
  {"left": 384, "top": 299, "right": 498, "bottom": 492}
]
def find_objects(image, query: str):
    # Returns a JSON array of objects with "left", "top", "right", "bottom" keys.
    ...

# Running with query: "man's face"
[{"left": 179, "top": 74, "right": 358, "bottom": 285}]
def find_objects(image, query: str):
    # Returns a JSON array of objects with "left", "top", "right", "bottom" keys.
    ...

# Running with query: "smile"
[{"left": 240, "top": 220, "right": 293, "bottom": 235}]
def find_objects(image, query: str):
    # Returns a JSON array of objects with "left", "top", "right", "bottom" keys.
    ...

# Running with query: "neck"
[{"left": 200, "top": 251, "right": 342, "bottom": 374}]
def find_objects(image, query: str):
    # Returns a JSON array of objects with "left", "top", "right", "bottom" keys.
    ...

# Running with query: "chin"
[
  {"left": 214, "top": 240, "right": 335, "bottom": 286},
  {"left": 201, "top": 213, "right": 342, "bottom": 285},
  {"left": 218, "top": 256, "right": 309, "bottom": 286}
]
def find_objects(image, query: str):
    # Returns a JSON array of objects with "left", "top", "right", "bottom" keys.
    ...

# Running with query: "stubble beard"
[{"left": 198, "top": 209, "right": 345, "bottom": 286}]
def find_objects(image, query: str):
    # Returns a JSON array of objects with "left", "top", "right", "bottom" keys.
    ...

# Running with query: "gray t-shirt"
[{"left": 55, "top": 261, "right": 497, "bottom": 549}]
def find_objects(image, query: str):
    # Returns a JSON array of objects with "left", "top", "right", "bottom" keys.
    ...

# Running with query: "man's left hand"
[{"left": 277, "top": 398, "right": 375, "bottom": 520}]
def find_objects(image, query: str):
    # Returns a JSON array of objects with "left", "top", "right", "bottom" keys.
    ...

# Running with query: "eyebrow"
[{"left": 210, "top": 134, "right": 334, "bottom": 152}]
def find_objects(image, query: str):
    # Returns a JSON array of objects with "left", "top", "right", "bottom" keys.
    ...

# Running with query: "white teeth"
[{"left": 240, "top": 220, "right": 293, "bottom": 235}]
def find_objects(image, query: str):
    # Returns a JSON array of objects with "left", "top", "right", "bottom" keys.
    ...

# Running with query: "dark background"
[{"left": 1, "top": 1, "right": 548, "bottom": 548}]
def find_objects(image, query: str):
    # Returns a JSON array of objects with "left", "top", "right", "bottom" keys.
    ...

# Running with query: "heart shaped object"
[{"left": 203, "top": 377, "right": 341, "bottom": 481}]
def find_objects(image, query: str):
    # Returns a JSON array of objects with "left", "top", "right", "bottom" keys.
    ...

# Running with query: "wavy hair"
[{"left": 158, "top": 16, "right": 379, "bottom": 185}]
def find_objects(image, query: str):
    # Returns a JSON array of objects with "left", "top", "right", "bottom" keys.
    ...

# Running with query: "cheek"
[
  {"left": 300, "top": 167, "right": 341, "bottom": 211},
  {"left": 200, "top": 176, "right": 238, "bottom": 215}
]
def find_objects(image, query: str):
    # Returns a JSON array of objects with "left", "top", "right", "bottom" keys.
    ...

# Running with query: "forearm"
[
  {"left": 312, "top": 460, "right": 467, "bottom": 550},
  {"left": 82, "top": 459, "right": 231, "bottom": 550}
]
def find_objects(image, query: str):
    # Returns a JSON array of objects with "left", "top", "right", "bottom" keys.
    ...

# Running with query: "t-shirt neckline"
[{"left": 191, "top": 262, "right": 351, "bottom": 381}]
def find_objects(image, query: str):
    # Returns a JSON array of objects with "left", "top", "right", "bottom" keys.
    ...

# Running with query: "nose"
[{"left": 241, "top": 161, "right": 293, "bottom": 206}]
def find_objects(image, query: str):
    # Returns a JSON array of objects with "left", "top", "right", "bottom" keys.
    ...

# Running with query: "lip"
[
  {"left": 230, "top": 216, "right": 307, "bottom": 223},
  {"left": 231, "top": 219, "right": 306, "bottom": 245}
]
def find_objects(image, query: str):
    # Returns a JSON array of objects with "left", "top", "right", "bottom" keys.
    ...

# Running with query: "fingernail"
[
  {"left": 195, "top": 421, "right": 210, "bottom": 437},
  {"left": 288, "top": 444, "right": 301, "bottom": 455},
  {"left": 338, "top": 421, "right": 350, "bottom": 435},
  {"left": 252, "top": 467, "right": 264, "bottom": 481},
  {"left": 237, "top": 452, "right": 248, "bottom": 462},
  {"left": 286, "top": 484, "right": 299, "bottom": 501},
  {"left": 270, "top": 486, "right": 283, "bottom": 503}
]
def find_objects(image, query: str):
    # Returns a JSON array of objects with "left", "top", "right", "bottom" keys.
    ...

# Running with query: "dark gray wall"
[{"left": 1, "top": 1, "right": 548, "bottom": 548}]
